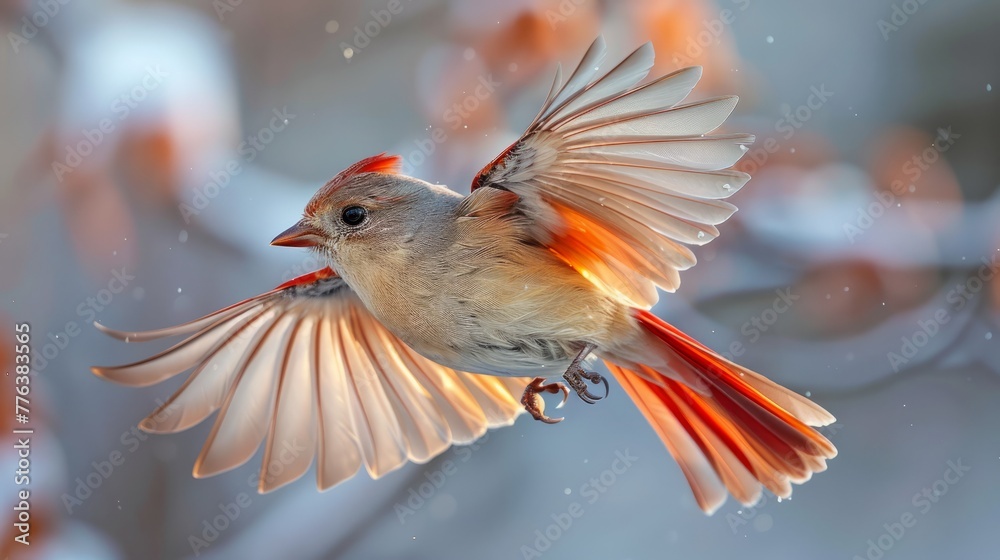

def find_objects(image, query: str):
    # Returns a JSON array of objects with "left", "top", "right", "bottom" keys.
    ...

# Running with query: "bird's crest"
[{"left": 306, "top": 153, "right": 403, "bottom": 216}]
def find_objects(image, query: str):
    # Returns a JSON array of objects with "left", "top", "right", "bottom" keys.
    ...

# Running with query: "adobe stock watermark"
[
  {"left": 720, "top": 287, "right": 799, "bottom": 361},
  {"left": 738, "top": 84, "right": 834, "bottom": 176},
  {"left": 878, "top": 0, "right": 934, "bottom": 41},
  {"left": 852, "top": 458, "right": 969, "bottom": 560},
  {"left": 400, "top": 72, "right": 502, "bottom": 174},
  {"left": 51, "top": 65, "right": 168, "bottom": 182},
  {"left": 6, "top": 0, "right": 74, "bottom": 54},
  {"left": 334, "top": 0, "right": 414, "bottom": 60},
  {"left": 843, "top": 127, "right": 959, "bottom": 244},
  {"left": 187, "top": 436, "right": 307, "bottom": 555},
  {"left": 32, "top": 266, "right": 137, "bottom": 373},
  {"left": 887, "top": 251, "right": 998, "bottom": 372},
  {"left": 211, "top": 0, "right": 245, "bottom": 21},
  {"left": 519, "top": 449, "right": 638, "bottom": 559},
  {"left": 178, "top": 106, "right": 296, "bottom": 223},
  {"left": 670, "top": 0, "right": 751, "bottom": 67},
  {"left": 543, "top": 0, "right": 589, "bottom": 29},
  {"left": 393, "top": 431, "right": 492, "bottom": 524},
  {"left": 61, "top": 397, "right": 178, "bottom": 514}
]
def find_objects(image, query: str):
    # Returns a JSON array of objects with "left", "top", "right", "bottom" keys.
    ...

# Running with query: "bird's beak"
[{"left": 271, "top": 220, "right": 322, "bottom": 247}]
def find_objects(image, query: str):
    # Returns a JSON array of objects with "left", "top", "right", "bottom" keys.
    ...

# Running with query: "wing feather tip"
[
  {"left": 700, "top": 497, "right": 726, "bottom": 516},
  {"left": 316, "top": 469, "right": 359, "bottom": 492},
  {"left": 192, "top": 454, "right": 247, "bottom": 480},
  {"left": 138, "top": 418, "right": 155, "bottom": 432},
  {"left": 316, "top": 478, "right": 339, "bottom": 492},
  {"left": 139, "top": 415, "right": 184, "bottom": 434},
  {"left": 93, "top": 321, "right": 133, "bottom": 341},
  {"left": 673, "top": 65, "right": 703, "bottom": 85},
  {"left": 258, "top": 473, "right": 306, "bottom": 494},
  {"left": 192, "top": 464, "right": 210, "bottom": 479},
  {"left": 89, "top": 365, "right": 124, "bottom": 384},
  {"left": 316, "top": 476, "right": 336, "bottom": 492},
  {"left": 89, "top": 365, "right": 166, "bottom": 388}
]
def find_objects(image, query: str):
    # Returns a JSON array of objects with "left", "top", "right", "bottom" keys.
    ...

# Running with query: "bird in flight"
[{"left": 93, "top": 37, "right": 836, "bottom": 514}]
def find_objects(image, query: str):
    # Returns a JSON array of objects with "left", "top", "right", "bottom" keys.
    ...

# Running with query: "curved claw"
[
  {"left": 538, "top": 412, "right": 564, "bottom": 424},
  {"left": 527, "top": 390, "right": 564, "bottom": 423},
  {"left": 573, "top": 370, "right": 611, "bottom": 404},
  {"left": 555, "top": 383, "right": 571, "bottom": 409},
  {"left": 593, "top": 374, "right": 610, "bottom": 400},
  {"left": 521, "top": 378, "right": 569, "bottom": 424}
]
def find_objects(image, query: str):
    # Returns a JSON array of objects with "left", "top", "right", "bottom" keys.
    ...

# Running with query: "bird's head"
[{"left": 271, "top": 154, "right": 440, "bottom": 266}]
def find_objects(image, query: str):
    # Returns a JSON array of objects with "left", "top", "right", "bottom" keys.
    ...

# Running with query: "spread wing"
[
  {"left": 471, "top": 37, "right": 753, "bottom": 308},
  {"left": 92, "top": 268, "right": 529, "bottom": 492}
]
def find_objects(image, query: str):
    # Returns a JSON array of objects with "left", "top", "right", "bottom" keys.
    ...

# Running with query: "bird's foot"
[
  {"left": 562, "top": 343, "right": 609, "bottom": 405},
  {"left": 563, "top": 367, "right": 610, "bottom": 404},
  {"left": 521, "top": 377, "right": 570, "bottom": 424}
]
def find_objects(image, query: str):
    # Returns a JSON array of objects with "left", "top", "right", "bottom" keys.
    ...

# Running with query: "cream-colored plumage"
[
  {"left": 93, "top": 37, "right": 836, "bottom": 514},
  {"left": 320, "top": 177, "right": 633, "bottom": 377}
]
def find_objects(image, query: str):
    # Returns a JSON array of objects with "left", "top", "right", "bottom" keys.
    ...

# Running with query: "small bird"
[{"left": 93, "top": 37, "right": 836, "bottom": 514}]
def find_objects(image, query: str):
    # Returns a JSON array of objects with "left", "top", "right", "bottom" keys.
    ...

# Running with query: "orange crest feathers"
[
  {"left": 306, "top": 153, "right": 403, "bottom": 216},
  {"left": 350, "top": 153, "right": 404, "bottom": 175}
]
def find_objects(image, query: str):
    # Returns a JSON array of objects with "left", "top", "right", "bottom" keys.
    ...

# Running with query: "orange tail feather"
[{"left": 606, "top": 309, "right": 837, "bottom": 514}]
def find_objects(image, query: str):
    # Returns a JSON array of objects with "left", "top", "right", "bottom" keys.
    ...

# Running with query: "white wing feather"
[{"left": 93, "top": 269, "right": 528, "bottom": 492}]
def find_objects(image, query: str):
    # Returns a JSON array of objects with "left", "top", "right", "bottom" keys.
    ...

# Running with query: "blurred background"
[{"left": 1, "top": 0, "right": 998, "bottom": 558}]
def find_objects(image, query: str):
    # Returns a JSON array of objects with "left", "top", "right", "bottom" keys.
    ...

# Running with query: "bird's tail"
[{"left": 604, "top": 309, "right": 837, "bottom": 514}]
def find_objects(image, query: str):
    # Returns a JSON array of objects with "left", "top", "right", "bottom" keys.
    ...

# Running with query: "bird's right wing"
[
  {"left": 92, "top": 267, "right": 529, "bottom": 492},
  {"left": 470, "top": 37, "right": 753, "bottom": 308}
]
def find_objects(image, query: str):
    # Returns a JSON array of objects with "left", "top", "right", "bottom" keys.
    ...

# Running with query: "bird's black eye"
[{"left": 341, "top": 206, "right": 367, "bottom": 226}]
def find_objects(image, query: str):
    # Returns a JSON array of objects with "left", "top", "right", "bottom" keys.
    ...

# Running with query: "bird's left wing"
[
  {"left": 92, "top": 267, "right": 529, "bottom": 492},
  {"left": 470, "top": 37, "right": 753, "bottom": 308}
]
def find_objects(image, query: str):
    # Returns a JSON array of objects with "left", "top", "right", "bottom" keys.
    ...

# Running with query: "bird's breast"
[{"left": 349, "top": 240, "right": 632, "bottom": 377}]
